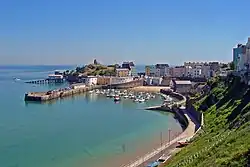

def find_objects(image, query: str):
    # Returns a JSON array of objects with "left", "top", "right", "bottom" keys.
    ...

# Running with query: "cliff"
[{"left": 166, "top": 75, "right": 250, "bottom": 167}]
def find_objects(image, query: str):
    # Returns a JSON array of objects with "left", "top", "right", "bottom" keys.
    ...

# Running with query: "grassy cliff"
[{"left": 166, "top": 76, "right": 250, "bottom": 167}]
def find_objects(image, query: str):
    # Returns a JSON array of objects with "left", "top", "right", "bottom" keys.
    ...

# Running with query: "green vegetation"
[
  {"left": 74, "top": 63, "right": 116, "bottom": 76},
  {"left": 166, "top": 76, "right": 250, "bottom": 167}
]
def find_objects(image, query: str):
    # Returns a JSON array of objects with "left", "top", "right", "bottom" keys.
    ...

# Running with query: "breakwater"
[
  {"left": 25, "top": 85, "right": 102, "bottom": 102},
  {"left": 24, "top": 79, "right": 143, "bottom": 102}
]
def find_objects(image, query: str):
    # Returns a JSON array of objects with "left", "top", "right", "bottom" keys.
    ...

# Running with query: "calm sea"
[{"left": 0, "top": 65, "right": 182, "bottom": 167}]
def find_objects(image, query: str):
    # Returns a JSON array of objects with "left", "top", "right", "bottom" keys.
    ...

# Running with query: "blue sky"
[{"left": 1, "top": 0, "right": 250, "bottom": 65}]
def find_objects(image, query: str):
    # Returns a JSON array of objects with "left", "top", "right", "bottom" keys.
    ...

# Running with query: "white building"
[
  {"left": 48, "top": 74, "right": 63, "bottom": 80},
  {"left": 192, "top": 66, "right": 202, "bottom": 78},
  {"left": 84, "top": 76, "right": 98, "bottom": 86},
  {"left": 184, "top": 66, "right": 192, "bottom": 77},
  {"left": 246, "top": 38, "right": 250, "bottom": 69}
]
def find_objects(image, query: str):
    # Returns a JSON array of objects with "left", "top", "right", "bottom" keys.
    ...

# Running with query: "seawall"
[{"left": 24, "top": 85, "right": 102, "bottom": 102}]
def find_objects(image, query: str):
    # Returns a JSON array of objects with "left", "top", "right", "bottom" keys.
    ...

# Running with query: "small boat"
[
  {"left": 165, "top": 95, "right": 173, "bottom": 102},
  {"left": 123, "top": 95, "right": 129, "bottom": 98},
  {"left": 134, "top": 99, "right": 139, "bottom": 102},
  {"left": 14, "top": 78, "right": 21, "bottom": 81},
  {"left": 139, "top": 98, "right": 145, "bottom": 103},
  {"left": 114, "top": 95, "right": 121, "bottom": 101},
  {"left": 88, "top": 90, "right": 94, "bottom": 93}
]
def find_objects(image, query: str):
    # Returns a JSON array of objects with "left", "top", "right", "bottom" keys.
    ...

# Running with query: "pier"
[
  {"left": 25, "top": 85, "right": 102, "bottom": 102},
  {"left": 25, "top": 78, "right": 65, "bottom": 84}
]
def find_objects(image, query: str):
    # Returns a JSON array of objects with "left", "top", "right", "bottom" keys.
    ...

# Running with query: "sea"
[{"left": 0, "top": 65, "right": 182, "bottom": 167}]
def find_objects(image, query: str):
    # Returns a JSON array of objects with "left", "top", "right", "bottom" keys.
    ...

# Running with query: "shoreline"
[
  {"left": 121, "top": 92, "right": 197, "bottom": 167},
  {"left": 92, "top": 91, "right": 193, "bottom": 167}
]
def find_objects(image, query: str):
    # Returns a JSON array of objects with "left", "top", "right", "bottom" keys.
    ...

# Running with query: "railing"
[{"left": 122, "top": 134, "right": 185, "bottom": 167}]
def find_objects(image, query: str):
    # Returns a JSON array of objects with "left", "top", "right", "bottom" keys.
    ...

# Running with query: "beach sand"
[
  {"left": 90, "top": 125, "right": 183, "bottom": 167},
  {"left": 129, "top": 86, "right": 171, "bottom": 93}
]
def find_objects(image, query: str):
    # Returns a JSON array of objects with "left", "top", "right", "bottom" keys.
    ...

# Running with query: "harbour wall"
[
  {"left": 102, "top": 79, "right": 143, "bottom": 89},
  {"left": 24, "top": 79, "right": 143, "bottom": 102},
  {"left": 25, "top": 85, "right": 102, "bottom": 102}
]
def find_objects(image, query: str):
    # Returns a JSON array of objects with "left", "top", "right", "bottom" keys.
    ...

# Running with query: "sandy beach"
[
  {"left": 129, "top": 86, "right": 171, "bottom": 93},
  {"left": 92, "top": 124, "right": 183, "bottom": 167}
]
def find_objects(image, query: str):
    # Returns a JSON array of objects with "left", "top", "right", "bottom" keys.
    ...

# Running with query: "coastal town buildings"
[
  {"left": 116, "top": 68, "right": 130, "bottom": 77},
  {"left": 121, "top": 62, "right": 137, "bottom": 76},
  {"left": 232, "top": 38, "right": 250, "bottom": 72},
  {"left": 233, "top": 44, "right": 246, "bottom": 71},
  {"left": 97, "top": 76, "right": 133, "bottom": 85},
  {"left": 145, "top": 77, "right": 163, "bottom": 86},
  {"left": 170, "top": 80, "right": 192, "bottom": 94},
  {"left": 80, "top": 76, "right": 98, "bottom": 86},
  {"left": 172, "top": 66, "right": 185, "bottom": 77},
  {"left": 145, "top": 65, "right": 156, "bottom": 76},
  {"left": 97, "top": 76, "right": 111, "bottom": 85}
]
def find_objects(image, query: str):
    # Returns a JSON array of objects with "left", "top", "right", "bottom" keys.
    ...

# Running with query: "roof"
[
  {"left": 174, "top": 80, "right": 192, "bottom": 85},
  {"left": 116, "top": 68, "right": 130, "bottom": 71}
]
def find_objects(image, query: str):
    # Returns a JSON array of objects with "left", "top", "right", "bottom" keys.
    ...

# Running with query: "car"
[
  {"left": 157, "top": 154, "right": 171, "bottom": 163},
  {"left": 146, "top": 161, "right": 160, "bottom": 167}
]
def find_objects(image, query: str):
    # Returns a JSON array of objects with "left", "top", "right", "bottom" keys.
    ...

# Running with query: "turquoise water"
[{"left": 0, "top": 65, "right": 182, "bottom": 167}]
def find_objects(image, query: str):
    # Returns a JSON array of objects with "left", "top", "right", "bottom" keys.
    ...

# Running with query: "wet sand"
[{"left": 129, "top": 86, "right": 171, "bottom": 93}]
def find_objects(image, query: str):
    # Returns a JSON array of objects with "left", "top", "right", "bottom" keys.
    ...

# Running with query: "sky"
[{"left": 1, "top": 0, "right": 250, "bottom": 65}]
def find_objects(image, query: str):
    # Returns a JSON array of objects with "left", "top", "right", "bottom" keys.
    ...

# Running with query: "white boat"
[
  {"left": 88, "top": 90, "right": 94, "bottom": 93},
  {"left": 139, "top": 98, "right": 145, "bottom": 103},
  {"left": 123, "top": 95, "right": 129, "bottom": 98},
  {"left": 14, "top": 78, "right": 21, "bottom": 81},
  {"left": 114, "top": 95, "right": 121, "bottom": 101},
  {"left": 165, "top": 95, "right": 173, "bottom": 102},
  {"left": 134, "top": 99, "right": 139, "bottom": 102}
]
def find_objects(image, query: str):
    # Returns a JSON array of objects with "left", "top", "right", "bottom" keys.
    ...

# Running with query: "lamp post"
[{"left": 168, "top": 129, "right": 171, "bottom": 143}]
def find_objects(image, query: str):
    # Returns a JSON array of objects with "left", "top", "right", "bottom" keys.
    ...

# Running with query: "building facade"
[
  {"left": 233, "top": 44, "right": 246, "bottom": 70},
  {"left": 97, "top": 76, "right": 111, "bottom": 85},
  {"left": 173, "top": 66, "right": 185, "bottom": 77},
  {"left": 122, "top": 62, "right": 136, "bottom": 76},
  {"left": 116, "top": 68, "right": 130, "bottom": 77},
  {"left": 170, "top": 80, "right": 192, "bottom": 94},
  {"left": 145, "top": 65, "right": 156, "bottom": 76}
]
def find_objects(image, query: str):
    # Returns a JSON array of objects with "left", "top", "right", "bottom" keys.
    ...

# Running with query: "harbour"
[{"left": 0, "top": 65, "right": 183, "bottom": 167}]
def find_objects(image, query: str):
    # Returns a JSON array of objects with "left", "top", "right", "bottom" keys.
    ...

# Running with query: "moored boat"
[{"left": 114, "top": 95, "right": 121, "bottom": 101}]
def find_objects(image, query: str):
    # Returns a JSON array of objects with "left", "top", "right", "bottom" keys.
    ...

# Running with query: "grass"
[{"left": 165, "top": 75, "right": 250, "bottom": 167}]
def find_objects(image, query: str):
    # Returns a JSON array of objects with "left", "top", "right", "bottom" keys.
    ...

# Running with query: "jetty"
[
  {"left": 25, "top": 74, "right": 65, "bottom": 84},
  {"left": 25, "top": 85, "right": 101, "bottom": 102}
]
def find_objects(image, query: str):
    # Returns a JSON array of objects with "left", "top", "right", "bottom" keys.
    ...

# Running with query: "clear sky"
[{"left": 1, "top": 0, "right": 250, "bottom": 65}]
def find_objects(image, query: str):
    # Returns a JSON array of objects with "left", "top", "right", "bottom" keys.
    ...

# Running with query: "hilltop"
[
  {"left": 165, "top": 75, "right": 250, "bottom": 167},
  {"left": 74, "top": 63, "right": 116, "bottom": 76}
]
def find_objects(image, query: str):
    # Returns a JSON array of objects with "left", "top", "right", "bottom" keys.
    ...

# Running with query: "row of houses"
[
  {"left": 78, "top": 75, "right": 134, "bottom": 86},
  {"left": 115, "top": 62, "right": 137, "bottom": 77},
  {"left": 145, "top": 62, "right": 219, "bottom": 79}
]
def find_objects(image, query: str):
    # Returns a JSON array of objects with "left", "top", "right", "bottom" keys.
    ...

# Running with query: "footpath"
[{"left": 122, "top": 109, "right": 198, "bottom": 167}]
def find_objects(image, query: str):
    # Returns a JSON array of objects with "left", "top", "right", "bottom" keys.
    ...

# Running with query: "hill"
[
  {"left": 165, "top": 75, "right": 250, "bottom": 167},
  {"left": 75, "top": 64, "right": 116, "bottom": 76}
]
